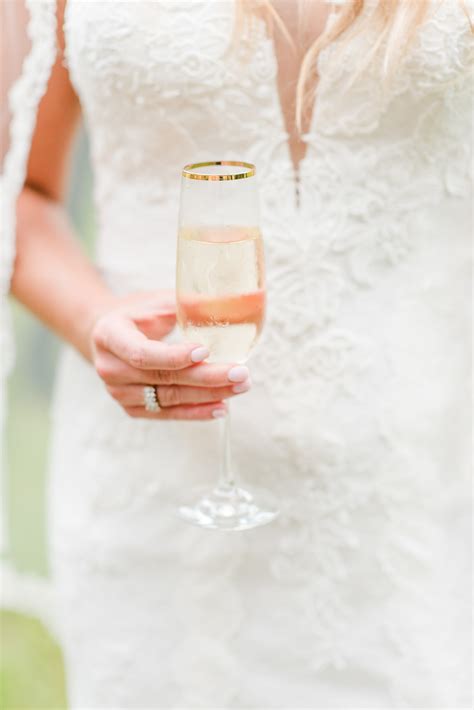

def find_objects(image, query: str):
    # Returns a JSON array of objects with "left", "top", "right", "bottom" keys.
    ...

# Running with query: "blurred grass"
[
  {"left": 2, "top": 129, "right": 95, "bottom": 709},
  {"left": 0, "top": 611, "right": 67, "bottom": 709},
  {"left": 6, "top": 302, "right": 57, "bottom": 576},
  {"left": 1, "top": 311, "right": 66, "bottom": 709}
]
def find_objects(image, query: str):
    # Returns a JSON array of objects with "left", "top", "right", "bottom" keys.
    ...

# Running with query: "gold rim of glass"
[{"left": 182, "top": 160, "right": 256, "bottom": 181}]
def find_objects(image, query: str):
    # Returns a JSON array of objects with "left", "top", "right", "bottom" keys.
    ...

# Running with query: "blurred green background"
[{"left": 1, "top": 132, "right": 94, "bottom": 709}]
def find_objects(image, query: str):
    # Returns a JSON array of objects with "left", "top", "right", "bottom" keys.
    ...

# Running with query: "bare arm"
[
  {"left": 11, "top": 0, "right": 115, "bottom": 361},
  {"left": 9, "top": 1, "right": 250, "bottom": 420}
]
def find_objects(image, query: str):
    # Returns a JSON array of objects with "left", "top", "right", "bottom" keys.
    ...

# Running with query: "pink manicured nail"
[
  {"left": 227, "top": 365, "right": 249, "bottom": 383},
  {"left": 233, "top": 380, "right": 251, "bottom": 394},
  {"left": 212, "top": 408, "right": 227, "bottom": 418},
  {"left": 191, "top": 346, "right": 209, "bottom": 363}
]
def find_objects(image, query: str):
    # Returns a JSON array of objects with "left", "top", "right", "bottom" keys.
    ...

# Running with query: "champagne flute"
[{"left": 176, "top": 160, "right": 279, "bottom": 531}]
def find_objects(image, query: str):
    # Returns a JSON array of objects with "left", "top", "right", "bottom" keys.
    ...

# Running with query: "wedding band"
[{"left": 144, "top": 385, "right": 161, "bottom": 412}]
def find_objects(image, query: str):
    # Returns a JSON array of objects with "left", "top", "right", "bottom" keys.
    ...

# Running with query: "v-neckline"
[{"left": 267, "top": 1, "right": 333, "bottom": 193}]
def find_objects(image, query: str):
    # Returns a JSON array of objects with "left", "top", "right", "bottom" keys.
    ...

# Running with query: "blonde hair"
[{"left": 235, "top": 0, "right": 473, "bottom": 130}]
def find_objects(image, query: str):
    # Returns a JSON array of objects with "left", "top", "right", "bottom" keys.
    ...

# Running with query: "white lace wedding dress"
[{"left": 47, "top": 1, "right": 472, "bottom": 707}]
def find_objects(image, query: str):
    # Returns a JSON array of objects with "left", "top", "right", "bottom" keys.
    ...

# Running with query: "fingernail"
[
  {"left": 227, "top": 365, "right": 249, "bottom": 383},
  {"left": 191, "top": 346, "right": 209, "bottom": 363},
  {"left": 233, "top": 379, "right": 251, "bottom": 394},
  {"left": 212, "top": 408, "right": 227, "bottom": 418}
]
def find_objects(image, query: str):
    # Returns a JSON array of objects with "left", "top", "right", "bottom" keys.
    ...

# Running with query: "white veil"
[{"left": 0, "top": 0, "right": 57, "bottom": 624}]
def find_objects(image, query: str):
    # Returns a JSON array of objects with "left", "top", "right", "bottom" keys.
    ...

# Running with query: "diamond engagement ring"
[{"left": 143, "top": 385, "right": 161, "bottom": 412}]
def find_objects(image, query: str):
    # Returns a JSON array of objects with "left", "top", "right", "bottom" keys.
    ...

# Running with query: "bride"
[{"left": 4, "top": 0, "right": 472, "bottom": 706}]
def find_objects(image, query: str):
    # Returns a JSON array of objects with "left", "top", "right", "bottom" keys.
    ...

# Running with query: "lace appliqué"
[{"left": 53, "top": 0, "right": 473, "bottom": 705}]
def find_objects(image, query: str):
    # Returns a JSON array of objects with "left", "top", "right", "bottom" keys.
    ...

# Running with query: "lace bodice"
[{"left": 48, "top": 1, "right": 473, "bottom": 706}]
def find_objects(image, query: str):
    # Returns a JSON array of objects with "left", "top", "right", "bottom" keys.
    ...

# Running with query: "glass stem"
[{"left": 217, "top": 405, "right": 237, "bottom": 493}]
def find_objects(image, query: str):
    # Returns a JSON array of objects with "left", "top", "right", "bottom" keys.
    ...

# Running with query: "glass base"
[{"left": 177, "top": 484, "right": 279, "bottom": 531}]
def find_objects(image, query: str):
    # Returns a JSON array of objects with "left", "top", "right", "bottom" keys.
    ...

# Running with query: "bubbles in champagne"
[{"left": 176, "top": 226, "right": 265, "bottom": 363}]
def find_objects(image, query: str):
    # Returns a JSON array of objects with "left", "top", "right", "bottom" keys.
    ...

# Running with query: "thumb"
[{"left": 133, "top": 306, "right": 177, "bottom": 341}]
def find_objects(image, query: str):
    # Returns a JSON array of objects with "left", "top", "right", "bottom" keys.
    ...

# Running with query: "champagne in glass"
[
  {"left": 177, "top": 225, "right": 265, "bottom": 363},
  {"left": 176, "top": 161, "right": 279, "bottom": 531}
]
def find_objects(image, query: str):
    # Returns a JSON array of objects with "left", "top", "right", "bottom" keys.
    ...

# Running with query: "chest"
[
  {"left": 64, "top": 0, "right": 472, "bottom": 215},
  {"left": 64, "top": 1, "right": 272, "bottom": 114},
  {"left": 66, "top": 3, "right": 471, "bottom": 92}
]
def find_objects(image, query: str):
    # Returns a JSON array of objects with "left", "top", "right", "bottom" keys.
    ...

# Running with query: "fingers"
[
  {"left": 106, "top": 381, "right": 251, "bottom": 408},
  {"left": 95, "top": 351, "right": 250, "bottom": 389},
  {"left": 93, "top": 315, "right": 209, "bottom": 370},
  {"left": 124, "top": 402, "right": 228, "bottom": 421},
  {"left": 166, "top": 364, "right": 250, "bottom": 388}
]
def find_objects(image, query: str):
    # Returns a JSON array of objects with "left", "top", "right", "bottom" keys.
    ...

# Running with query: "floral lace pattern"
[{"left": 48, "top": 1, "right": 473, "bottom": 706}]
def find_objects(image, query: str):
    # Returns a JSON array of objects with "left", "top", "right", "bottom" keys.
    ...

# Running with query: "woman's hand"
[{"left": 90, "top": 291, "right": 251, "bottom": 421}]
